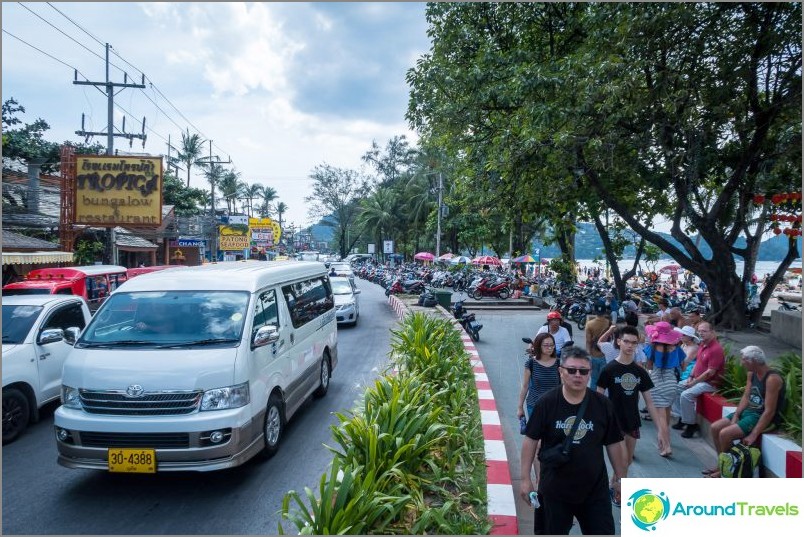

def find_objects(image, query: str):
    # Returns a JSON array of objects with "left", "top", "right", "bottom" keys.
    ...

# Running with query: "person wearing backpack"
[{"left": 703, "top": 345, "right": 786, "bottom": 477}]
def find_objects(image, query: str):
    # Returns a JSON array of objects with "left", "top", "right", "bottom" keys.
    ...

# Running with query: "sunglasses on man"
[{"left": 561, "top": 366, "right": 591, "bottom": 376}]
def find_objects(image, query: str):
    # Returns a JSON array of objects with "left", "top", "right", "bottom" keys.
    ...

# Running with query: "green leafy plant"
[
  {"left": 774, "top": 352, "right": 802, "bottom": 445},
  {"left": 279, "top": 313, "right": 489, "bottom": 535},
  {"left": 73, "top": 239, "right": 105, "bottom": 265}
]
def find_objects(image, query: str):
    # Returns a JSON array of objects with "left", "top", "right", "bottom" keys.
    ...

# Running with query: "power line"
[
  {"left": 2, "top": 29, "right": 88, "bottom": 77},
  {"left": 46, "top": 2, "right": 105, "bottom": 47},
  {"left": 17, "top": 3, "right": 108, "bottom": 67}
]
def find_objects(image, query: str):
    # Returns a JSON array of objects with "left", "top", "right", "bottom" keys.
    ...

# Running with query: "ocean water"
[{"left": 574, "top": 259, "right": 799, "bottom": 280}]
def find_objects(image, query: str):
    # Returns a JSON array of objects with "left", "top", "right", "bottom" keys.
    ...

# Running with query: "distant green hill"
[{"left": 530, "top": 222, "right": 801, "bottom": 261}]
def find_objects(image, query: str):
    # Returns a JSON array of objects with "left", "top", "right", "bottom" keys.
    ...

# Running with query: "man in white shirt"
[{"left": 537, "top": 311, "right": 572, "bottom": 356}]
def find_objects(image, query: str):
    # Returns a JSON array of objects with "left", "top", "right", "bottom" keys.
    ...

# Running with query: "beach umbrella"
[
  {"left": 450, "top": 255, "right": 472, "bottom": 265},
  {"left": 658, "top": 264, "right": 681, "bottom": 274},
  {"left": 438, "top": 253, "right": 455, "bottom": 260},
  {"left": 414, "top": 252, "right": 435, "bottom": 261},
  {"left": 512, "top": 254, "right": 537, "bottom": 263},
  {"left": 472, "top": 255, "right": 502, "bottom": 266}
]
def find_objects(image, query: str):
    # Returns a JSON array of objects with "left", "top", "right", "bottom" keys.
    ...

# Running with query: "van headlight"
[
  {"left": 200, "top": 382, "right": 250, "bottom": 411},
  {"left": 61, "top": 385, "right": 82, "bottom": 409}
]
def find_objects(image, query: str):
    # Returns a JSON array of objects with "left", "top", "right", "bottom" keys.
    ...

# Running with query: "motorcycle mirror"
[{"left": 522, "top": 337, "right": 533, "bottom": 344}]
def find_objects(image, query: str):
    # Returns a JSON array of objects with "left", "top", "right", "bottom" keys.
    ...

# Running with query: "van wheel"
[
  {"left": 3, "top": 388, "right": 30, "bottom": 445},
  {"left": 261, "top": 394, "right": 284, "bottom": 458},
  {"left": 313, "top": 355, "right": 331, "bottom": 398}
]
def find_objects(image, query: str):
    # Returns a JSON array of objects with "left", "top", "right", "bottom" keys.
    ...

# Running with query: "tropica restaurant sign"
[{"left": 73, "top": 155, "right": 163, "bottom": 226}]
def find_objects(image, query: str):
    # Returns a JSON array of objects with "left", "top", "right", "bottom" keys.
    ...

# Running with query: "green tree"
[
  {"left": 162, "top": 171, "right": 206, "bottom": 216},
  {"left": 3, "top": 98, "right": 104, "bottom": 172},
  {"left": 305, "top": 164, "right": 370, "bottom": 259},
  {"left": 176, "top": 129, "right": 205, "bottom": 188},
  {"left": 407, "top": 2, "right": 801, "bottom": 328},
  {"left": 259, "top": 186, "right": 279, "bottom": 218}
]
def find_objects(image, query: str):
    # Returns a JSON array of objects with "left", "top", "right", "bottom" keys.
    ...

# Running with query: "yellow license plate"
[{"left": 108, "top": 448, "right": 156, "bottom": 473}]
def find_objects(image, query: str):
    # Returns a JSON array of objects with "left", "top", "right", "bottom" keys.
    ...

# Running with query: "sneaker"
[
  {"left": 671, "top": 419, "right": 686, "bottom": 430},
  {"left": 609, "top": 487, "right": 621, "bottom": 508},
  {"left": 681, "top": 423, "right": 699, "bottom": 438}
]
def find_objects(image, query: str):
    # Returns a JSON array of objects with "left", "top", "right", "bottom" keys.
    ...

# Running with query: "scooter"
[
  {"left": 468, "top": 277, "right": 511, "bottom": 300},
  {"left": 453, "top": 300, "right": 483, "bottom": 342},
  {"left": 385, "top": 277, "right": 426, "bottom": 296},
  {"left": 778, "top": 300, "right": 801, "bottom": 311}
]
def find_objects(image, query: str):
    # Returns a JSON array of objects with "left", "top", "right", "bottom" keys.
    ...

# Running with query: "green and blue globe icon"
[{"left": 628, "top": 489, "right": 670, "bottom": 531}]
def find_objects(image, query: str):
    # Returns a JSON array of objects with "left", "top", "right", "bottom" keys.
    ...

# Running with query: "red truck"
[{"left": 2, "top": 265, "right": 127, "bottom": 311}]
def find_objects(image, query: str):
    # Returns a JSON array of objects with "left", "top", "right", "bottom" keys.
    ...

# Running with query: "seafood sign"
[{"left": 73, "top": 156, "right": 163, "bottom": 226}]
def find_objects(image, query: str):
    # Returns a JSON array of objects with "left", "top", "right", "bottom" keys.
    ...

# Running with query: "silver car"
[{"left": 330, "top": 276, "right": 360, "bottom": 326}]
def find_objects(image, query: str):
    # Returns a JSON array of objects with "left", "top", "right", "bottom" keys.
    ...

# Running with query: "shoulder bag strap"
[{"left": 561, "top": 390, "right": 590, "bottom": 455}]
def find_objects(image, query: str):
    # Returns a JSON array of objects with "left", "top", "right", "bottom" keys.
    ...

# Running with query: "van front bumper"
[{"left": 54, "top": 406, "right": 267, "bottom": 472}]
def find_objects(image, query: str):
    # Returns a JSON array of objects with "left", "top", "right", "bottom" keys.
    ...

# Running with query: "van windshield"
[{"left": 76, "top": 291, "right": 250, "bottom": 348}]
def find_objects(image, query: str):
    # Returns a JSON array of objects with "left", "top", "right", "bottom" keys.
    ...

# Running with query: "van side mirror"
[
  {"left": 522, "top": 337, "right": 533, "bottom": 344},
  {"left": 39, "top": 328, "right": 65, "bottom": 345},
  {"left": 63, "top": 327, "right": 82, "bottom": 345},
  {"left": 353, "top": 289, "right": 361, "bottom": 294},
  {"left": 253, "top": 325, "right": 280, "bottom": 348}
]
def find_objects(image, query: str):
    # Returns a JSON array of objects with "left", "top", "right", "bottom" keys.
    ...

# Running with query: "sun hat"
[
  {"left": 673, "top": 325, "right": 700, "bottom": 343},
  {"left": 645, "top": 321, "right": 682, "bottom": 345},
  {"left": 547, "top": 311, "right": 562, "bottom": 320}
]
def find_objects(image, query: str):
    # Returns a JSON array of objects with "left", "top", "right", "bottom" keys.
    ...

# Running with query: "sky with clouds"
[{"left": 2, "top": 2, "right": 431, "bottom": 227}]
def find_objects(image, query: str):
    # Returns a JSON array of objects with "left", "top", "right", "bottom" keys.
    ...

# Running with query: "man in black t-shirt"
[
  {"left": 520, "top": 346, "right": 627, "bottom": 535},
  {"left": 596, "top": 325, "right": 664, "bottom": 503}
]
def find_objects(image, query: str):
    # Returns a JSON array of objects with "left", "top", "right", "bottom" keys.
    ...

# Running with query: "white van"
[{"left": 54, "top": 261, "right": 337, "bottom": 473}]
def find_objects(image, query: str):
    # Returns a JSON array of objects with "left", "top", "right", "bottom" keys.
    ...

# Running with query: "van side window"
[
  {"left": 282, "top": 277, "right": 334, "bottom": 328},
  {"left": 43, "top": 303, "right": 88, "bottom": 331},
  {"left": 253, "top": 289, "right": 279, "bottom": 334}
]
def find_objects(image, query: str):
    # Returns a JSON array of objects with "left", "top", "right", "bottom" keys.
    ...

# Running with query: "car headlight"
[
  {"left": 61, "top": 385, "right": 82, "bottom": 409},
  {"left": 200, "top": 382, "right": 250, "bottom": 411}
]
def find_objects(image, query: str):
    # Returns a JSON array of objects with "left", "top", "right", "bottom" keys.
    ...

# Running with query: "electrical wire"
[
  {"left": 46, "top": 2, "right": 105, "bottom": 47},
  {"left": 2, "top": 29, "right": 88, "bottom": 77}
]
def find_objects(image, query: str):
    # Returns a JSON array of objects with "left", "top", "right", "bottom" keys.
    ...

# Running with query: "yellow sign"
[
  {"left": 74, "top": 156, "right": 163, "bottom": 226},
  {"left": 248, "top": 217, "right": 282, "bottom": 244},
  {"left": 219, "top": 225, "right": 250, "bottom": 251}
]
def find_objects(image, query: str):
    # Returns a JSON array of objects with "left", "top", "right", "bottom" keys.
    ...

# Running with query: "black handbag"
[{"left": 538, "top": 390, "right": 590, "bottom": 469}]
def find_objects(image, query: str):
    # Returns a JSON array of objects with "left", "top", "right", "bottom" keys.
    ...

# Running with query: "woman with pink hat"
[{"left": 644, "top": 321, "right": 685, "bottom": 457}]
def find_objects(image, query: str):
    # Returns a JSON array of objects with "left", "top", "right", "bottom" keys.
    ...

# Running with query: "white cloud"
[{"left": 2, "top": 1, "right": 431, "bottom": 226}]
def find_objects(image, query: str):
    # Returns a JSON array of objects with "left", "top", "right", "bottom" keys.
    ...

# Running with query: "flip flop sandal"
[
  {"left": 704, "top": 471, "right": 721, "bottom": 478},
  {"left": 701, "top": 467, "right": 718, "bottom": 475}
]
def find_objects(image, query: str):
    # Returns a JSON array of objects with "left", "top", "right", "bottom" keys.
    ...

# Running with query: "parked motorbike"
[
  {"left": 385, "top": 276, "right": 426, "bottom": 296},
  {"left": 453, "top": 300, "right": 483, "bottom": 342},
  {"left": 468, "top": 277, "right": 511, "bottom": 300}
]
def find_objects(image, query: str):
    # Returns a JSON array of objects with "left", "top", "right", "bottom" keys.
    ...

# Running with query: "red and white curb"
[{"left": 386, "top": 297, "right": 518, "bottom": 533}]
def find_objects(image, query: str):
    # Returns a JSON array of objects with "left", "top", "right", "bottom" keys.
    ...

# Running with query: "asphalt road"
[{"left": 1, "top": 281, "right": 397, "bottom": 535}]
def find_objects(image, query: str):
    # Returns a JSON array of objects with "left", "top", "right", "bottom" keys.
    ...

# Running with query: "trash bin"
[{"left": 434, "top": 289, "right": 453, "bottom": 310}]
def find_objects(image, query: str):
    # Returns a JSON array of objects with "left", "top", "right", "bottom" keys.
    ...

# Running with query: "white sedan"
[{"left": 330, "top": 276, "right": 360, "bottom": 326}]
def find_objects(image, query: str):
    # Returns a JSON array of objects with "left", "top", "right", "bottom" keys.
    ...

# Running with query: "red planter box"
[{"left": 698, "top": 392, "right": 732, "bottom": 424}]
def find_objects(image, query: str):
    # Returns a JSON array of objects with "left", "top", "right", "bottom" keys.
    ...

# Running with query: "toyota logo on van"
[{"left": 126, "top": 384, "right": 145, "bottom": 398}]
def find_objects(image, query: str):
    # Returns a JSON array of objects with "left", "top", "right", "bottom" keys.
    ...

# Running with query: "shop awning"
[{"left": 2, "top": 251, "right": 74, "bottom": 265}]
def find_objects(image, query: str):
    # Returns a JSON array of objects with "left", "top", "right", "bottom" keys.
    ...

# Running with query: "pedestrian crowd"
[{"left": 517, "top": 305, "right": 787, "bottom": 535}]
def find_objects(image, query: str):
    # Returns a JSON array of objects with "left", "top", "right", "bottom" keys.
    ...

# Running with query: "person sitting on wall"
[{"left": 702, "top": 345, "right": 786, "bottom": 478}]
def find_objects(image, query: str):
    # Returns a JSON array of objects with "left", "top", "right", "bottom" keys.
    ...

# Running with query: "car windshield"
[
  {"left": 76, "top": 291, "right": 250, "bottom": 347},
  {"left": 330, "top": 279, "right": 353, "bottom": 295},
  {"left": 2, "top": 304, "right": 43, "bottom": 344}
]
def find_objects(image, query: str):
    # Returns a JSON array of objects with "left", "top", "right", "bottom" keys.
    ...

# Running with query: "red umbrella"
[
  {"left": 658, "top": 264, "right": 681, "bottom": 274},
  {"left": 472, "top": 255, "right": 502, "bottom": 266},
  {"left": 414, "top": 252, "right": 435, "bottom": 261}
]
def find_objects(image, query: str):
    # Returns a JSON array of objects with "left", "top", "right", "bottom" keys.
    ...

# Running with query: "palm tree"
[
  {"left": 241, "top": 183, "right": 264, "bottom": 217},
  {"left": 357, "top": 188, "right": 398, "bottom": 260},
  {"left": 258, "top": 186, "right": 278, "bottom": 217},
  {"left": 275, "top": 201, "right": 288, "bottom": 232},
  {"left": 202, "top": 163, "right": 223, "bottom": 213},
  {"left": 218, "top": 169, "right": 243, "bottom": 214},
  {"left": 177, "top": 129, "right": 205, "bottom": 187}
]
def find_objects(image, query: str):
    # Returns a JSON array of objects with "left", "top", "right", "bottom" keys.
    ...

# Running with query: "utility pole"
[
  {"left": 197, "top": 140, "right": 231, "bottom": 261},
  {"left": 436, "top": 172, "right": 443, "bottom": 258},
  {"left": 166, "top": 135, "right": 184, "bottom": 177},
  {"left": 74, "top": 43, "right": 146, "bottom": 265}
]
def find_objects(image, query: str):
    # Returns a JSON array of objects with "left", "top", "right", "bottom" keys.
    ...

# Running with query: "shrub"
[{"left": 279, "top": 313, "right": 490, "bottom": 535}]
